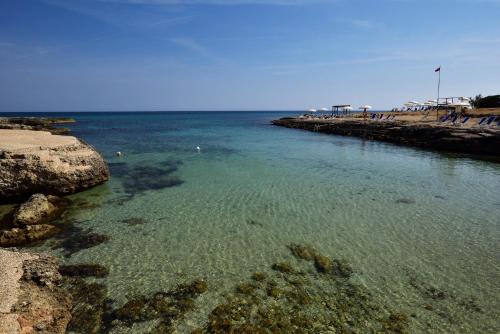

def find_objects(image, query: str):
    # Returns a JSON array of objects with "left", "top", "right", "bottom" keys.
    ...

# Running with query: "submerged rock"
[
  {"left": 332, "top": 259, "right": 354, "bottom": 279},
  {"left": 236, "top": 282, "right": 258, "bottom": 295},
  {"left": 0, "top": 129, "right": 109, "bottom": 204},
  {"left": 289, "top": 244, "right": 316, "bottom": 261},
  {"left": 122, "top": 217, "right": 148, "bottom": 226},
  {"left": 0, "top": 224, "right": 59, "bottom": 247},
  {"left": 314, "top": 255, "right": 333, "bottom": 273},
  {"left": 65, "top": 278, "right": 109, "bottom": 334},
  {"left": 92, "top": 279, "right": 208, "bottom": 333},
  {"left": 114, "top": 296, "right": 153, "bottom": 324},
  {"left": 110, "top": 160, "right": 184, "bottom": 198},
  {"left": 199, "top": 245, "right": 409, "bottom": 333},
  {"left": 271, "top": 262, "right": 294, "bottom": 274},
  {"left": 251, "top": 272, "right": 267, "bottom": 282},
  {"left": 395, "top": 198, "right": 416, "bottom": 205},
  {"left": 13, "top": 194, "right": 58, "bottom": 226},
  {"left": 51, "top": 220, "right": 110, "bottom": 257},
  {"left": 0, "top": 194, "right": 70, "bottom": 247},
  {"left": 59, "top": 264, "right": 109, "bottom": 278},
  {"left": 381, "top": 313, "right": 409, "bottom": 333},
  {"left": 169, "top": 279, "right": 208, "bottom": 298}
]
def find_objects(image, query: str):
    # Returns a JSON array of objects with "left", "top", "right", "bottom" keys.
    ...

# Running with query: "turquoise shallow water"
[{"left": 2, "top": 111, "right": 500, "bottom": 333}]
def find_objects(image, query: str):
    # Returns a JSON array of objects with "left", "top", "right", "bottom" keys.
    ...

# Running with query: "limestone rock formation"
[
  {"left": 272, "top": 118, "right": 500, "bottom": 158},
  {"left": 0, "top": 249, "right": 72, "bottom": 334},
  {"left": 0, "top": 225, "right": 60, "bottom": 247},
  {"left": 0, "top": 129, "right": 109, "bottom": 204},
  {"left": 13, "top": 194, "right": 57, "bottom": 226}
]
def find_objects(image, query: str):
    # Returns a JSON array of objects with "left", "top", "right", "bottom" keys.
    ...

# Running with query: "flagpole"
[{"left": 436, "top": 66, "right": 441, "bottom": 121}]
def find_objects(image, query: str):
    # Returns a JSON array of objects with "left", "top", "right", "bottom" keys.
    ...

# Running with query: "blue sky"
[{"left": 0, "top": 0, "right": 499, "bottom": 111}]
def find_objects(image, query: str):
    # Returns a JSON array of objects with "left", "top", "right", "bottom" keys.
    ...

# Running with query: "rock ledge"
[
  {"left": 0, "top": 129, "right": 109, "bottom": 204},
  {"left": 0, "top": 249, "right": 72, "bottom": 334}
]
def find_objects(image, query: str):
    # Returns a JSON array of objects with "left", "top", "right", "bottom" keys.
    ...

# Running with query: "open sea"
[{"left": 1, "top": 111, "right": 499, "bottom": 333}]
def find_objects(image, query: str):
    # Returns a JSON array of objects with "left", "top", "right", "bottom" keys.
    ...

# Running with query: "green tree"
[{"left": 470, "top": 94, "right": 482, "bottom": 107}]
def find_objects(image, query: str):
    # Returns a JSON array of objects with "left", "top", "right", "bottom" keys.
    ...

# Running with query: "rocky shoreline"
[
  {"left": 0, "top": 117, "right": 109, "bottom": 333},
  {"left": 0, "top": 117, "right": 75, "bottom": 135},
  {"left": 0, "top": 129, "right": 109, "bottom": 204},
  {"left": 272, "top": 117, "right": 500, "bottom": 160},
  {"left": 0, "top": 249, "right": 72, "bottom": 334}
]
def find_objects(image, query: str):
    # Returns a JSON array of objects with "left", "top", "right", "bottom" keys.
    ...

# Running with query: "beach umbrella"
[
  {"left": 343, "top": 106, "right": 353, "bottom": 115},
  {"left": 308, "top": 108, "right": 317, "bottom": 113},
  {"left": 359, "top": 105, "right": 372, "bottom": 110},
  {"left": 409, "top": 101, "right": 420, "bottom": 105},
  {"left": 449, "top": 101, "right": 470, "bottom": 107}
]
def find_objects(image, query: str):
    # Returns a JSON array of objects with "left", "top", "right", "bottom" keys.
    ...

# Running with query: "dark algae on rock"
[
  {"left": 65, "top": 277, "right": 111, "bottom": 334},
  {"left": 199, "top": 244, "right": 410, "bottom": 334},
  {"left": 109, "top": 160, "right": 184, "bottom": 198},
  {"left": 59, "top": 263, "right": 109, "bottom": 278},
  {"left": 50, "top": 219, "right": 110, "bottom": 257},
  {"left": 64, "top": 278, "right": 208, "bottom": 334},
  {"left": 58, "top": 245, "right": 415, "bottom": 333}
]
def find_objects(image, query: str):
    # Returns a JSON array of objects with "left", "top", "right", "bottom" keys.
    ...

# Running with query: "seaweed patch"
[
  {"left": 111, "top": 160, "right": 185, "bottom": 197},
  {"left": 199, "top": 244, "right": 410, "bottom": 333},
  {"left": 65, "top": 279, "right": 208, "bottom": 334},
  {"left": 59, "top": 263, "right": 109, "bottom": 278},
  {"left": 51, "top": 220, "right": 110, "bottom": 258},
  {"left": 62, "top": 245, "right": 413, "bottom": 333},
  {"left": 122, "top": 217, "right": 148, "bottom": 226}
]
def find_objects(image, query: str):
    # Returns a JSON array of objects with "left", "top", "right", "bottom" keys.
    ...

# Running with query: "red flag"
[{"left": 435, "top": 67, "right": 441, "bottom": 72}]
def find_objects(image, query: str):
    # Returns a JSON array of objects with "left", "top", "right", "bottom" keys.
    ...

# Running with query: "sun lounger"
[
  {"left": 478, "top": 117, "right": 488, "bottom": 125},
  {"left": 440, "top": 114, "right": 451, "bottom": 122},
  {"left": 486, "top": 116, "right": 497, "bottom": 125},
  {"left": 459, "top": 116, "right": 470, "bottom": 125}
]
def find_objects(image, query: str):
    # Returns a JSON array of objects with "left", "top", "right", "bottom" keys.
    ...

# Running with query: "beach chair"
[
  {"left": 459, "top": 116, "right": 470, "bottom": 126},
  {"left": 450, "top": 114, "right": 458, "bottom": 124},
  {"left": 478, "top": 116, "right": 496, "bottom": 126},
  {"left": 378, "top": 113, "right": 384, "bottom": 120},
  {"left": 440, "top": 114, "right": 451, "bottom": 122},
  {"left": 486, "top": 116, "right": 497, "bottom": 126},
  {"left": 370, "top": 113, "right": 376, "bottom": 119}
]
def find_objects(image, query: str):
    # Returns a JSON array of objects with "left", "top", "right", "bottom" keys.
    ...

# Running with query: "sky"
[{"left": 0, "top": 0, "right": 499, "bottom": 111}]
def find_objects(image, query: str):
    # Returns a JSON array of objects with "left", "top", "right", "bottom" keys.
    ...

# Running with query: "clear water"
[{"left": 2, "top": 111, "right": 499, "bottom": 333}]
